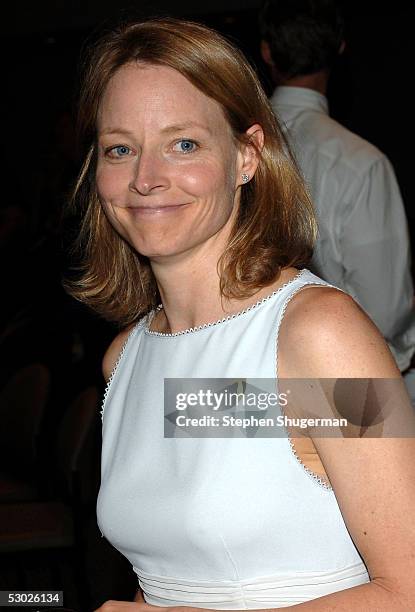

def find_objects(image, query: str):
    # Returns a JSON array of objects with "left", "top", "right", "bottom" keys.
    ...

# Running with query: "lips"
[{"left": 126, "top": 203, "right": 190, "bottom": 214}]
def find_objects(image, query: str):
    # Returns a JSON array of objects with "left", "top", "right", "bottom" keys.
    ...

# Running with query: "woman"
[{"left": 66, "top": 18, "right": 415, "bottom": 610}]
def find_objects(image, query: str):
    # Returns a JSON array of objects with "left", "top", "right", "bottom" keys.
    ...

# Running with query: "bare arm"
[{"left": 273, "top": 287, "right": 415, "bottom": 610}]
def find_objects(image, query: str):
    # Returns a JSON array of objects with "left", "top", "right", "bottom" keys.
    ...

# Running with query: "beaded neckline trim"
[{"left": 145, "top": 269, "right": 307, "bottom": 337}]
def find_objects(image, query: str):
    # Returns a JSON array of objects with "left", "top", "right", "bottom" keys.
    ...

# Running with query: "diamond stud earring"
[{"left": 242, "top": 174, "right": 249, "bottom": 183}]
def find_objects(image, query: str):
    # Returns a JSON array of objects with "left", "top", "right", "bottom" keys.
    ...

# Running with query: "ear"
[
  {"left": 237, "top": 124, "right": 265, "bottom": 187},
  {"left": 339, "top": 40, "right": 346, "bottom": 55},
  {"left": 260, "top": 40, "right": 274, "bottom": 67}
]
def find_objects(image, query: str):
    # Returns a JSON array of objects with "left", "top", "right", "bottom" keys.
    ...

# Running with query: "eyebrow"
[
  {"left": 160, "top": 122, "right": 212, "bottom": 135},
  {"left": 99, "top": 127, "right": 135, "bottom": 137},
  {"left": 99, "top": 121, "right": 212, "bottom": 137}
]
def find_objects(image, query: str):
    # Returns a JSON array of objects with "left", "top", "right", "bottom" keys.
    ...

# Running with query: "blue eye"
[
  {"left": 106, "top": 145, "right": 131, "bottom": 158},
  {"left": 173, "top": 140, "right": 197, "bottom": 153},
  {"left": 114, "top": 145, "right": 130, "bottom": 156}
]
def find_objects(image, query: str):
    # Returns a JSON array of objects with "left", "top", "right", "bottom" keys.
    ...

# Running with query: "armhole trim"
[
  {"left": 275, "top": 281, "right": 336, "bottom": 492},
  {"left": 100, "top": 318, "right": 145, "bottom": 423}
]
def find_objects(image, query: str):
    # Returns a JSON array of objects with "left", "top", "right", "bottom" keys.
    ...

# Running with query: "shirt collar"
[{"left": 270, "top": 86, "right": 329, "bottom": 115}]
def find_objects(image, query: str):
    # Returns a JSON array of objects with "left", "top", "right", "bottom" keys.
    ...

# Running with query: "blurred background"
[{"left": 1, "top": 0, "right": 414, "bottom": 610}]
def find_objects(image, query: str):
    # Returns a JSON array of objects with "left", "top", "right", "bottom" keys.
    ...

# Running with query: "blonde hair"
[{"left": 65, "top": 17, "right": 317, "bottom": 326}]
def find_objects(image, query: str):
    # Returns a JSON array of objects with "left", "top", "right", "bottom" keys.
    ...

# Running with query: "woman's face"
[{"left": 96, "top": 63, "right": 247, "bottom": 262}]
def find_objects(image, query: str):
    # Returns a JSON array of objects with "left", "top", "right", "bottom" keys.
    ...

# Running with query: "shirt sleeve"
[{"left": 340, "top": 155, "right": 415, "bottom": 370}]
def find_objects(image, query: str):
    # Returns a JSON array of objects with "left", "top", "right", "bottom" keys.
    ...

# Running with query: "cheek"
[
  {"left": 180, "top": 142, "right": 238, "bottom": 206},
  {"left": 95, "top": 164, "right": 129, "bottom": 201},
  {"left": 95, "top": 168, "right": 127, "bottom": 233},
  {"left": 96, "top": 168, "right": 113, "bottom": 202},
  {"left": 180, "top": 161, "right": 233, "bottom": 201},
  {"left": 100, "top": 198, "right": 123, "bottom": 237}
]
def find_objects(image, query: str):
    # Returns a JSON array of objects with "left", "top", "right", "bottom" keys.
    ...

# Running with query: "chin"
[{"left": 129, "top": 239, "right": 190, "bottom": 260}]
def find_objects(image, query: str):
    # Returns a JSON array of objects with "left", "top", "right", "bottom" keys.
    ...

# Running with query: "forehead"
[{"left": 97, "top": 63, "right": 230, "bottom": 135}]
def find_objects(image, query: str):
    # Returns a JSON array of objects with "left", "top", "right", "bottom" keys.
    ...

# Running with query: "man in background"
[{"left": 259, "top": 0, "right": 415, "bottom": 391}]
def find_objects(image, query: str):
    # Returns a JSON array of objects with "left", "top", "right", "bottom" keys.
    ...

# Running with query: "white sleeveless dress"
[{"left": 97, "top": 268, "right": 370, "bottom": 609}]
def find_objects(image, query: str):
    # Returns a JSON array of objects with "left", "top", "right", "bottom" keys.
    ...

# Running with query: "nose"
[{"left": 129, "top": 150, "right": 169, "bottom": 195}]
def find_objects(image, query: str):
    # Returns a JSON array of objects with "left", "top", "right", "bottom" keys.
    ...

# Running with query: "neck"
[
  {"left": 150, "top": 241, "right": 225, "bottom": 334},
  {"left": 277, "top": 71, "right": 329, "bottom": 96},
  {"left": 148, "top": 205, "right": 244, "bottom": 334},
  {"left": 148, "top": 227, "right": 296, "bottom": 335}
]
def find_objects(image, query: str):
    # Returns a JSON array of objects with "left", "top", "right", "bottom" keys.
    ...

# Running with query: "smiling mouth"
[{"left": 127, "top": 203, "right": 191, "bottom": 214}]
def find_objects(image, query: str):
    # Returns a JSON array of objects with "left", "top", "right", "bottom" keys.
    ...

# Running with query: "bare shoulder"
[
  {"left": 102, "top": 324, "right": 135, "bottom": 382},
  {"left": 278, "top": 285, "right": 399, "bottom": 378},
  {"left": 278, "top": 286, "right": 415, "bottom": 603}
]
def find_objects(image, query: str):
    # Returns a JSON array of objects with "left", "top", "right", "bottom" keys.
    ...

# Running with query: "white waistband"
[{"left": 133, "top": 563, "right": 370, "bottom": 609}]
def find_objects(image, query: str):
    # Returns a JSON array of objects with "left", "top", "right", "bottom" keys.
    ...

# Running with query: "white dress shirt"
[{"left": 271, "top": 86, "right": 415, "bottom": 371}]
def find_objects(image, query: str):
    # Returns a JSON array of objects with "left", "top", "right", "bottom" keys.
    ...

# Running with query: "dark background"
[{"left": 2, "top": 1, "right": 414, "bottom": 609}]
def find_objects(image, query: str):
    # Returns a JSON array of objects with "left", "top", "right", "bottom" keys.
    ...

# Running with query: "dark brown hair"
[{"left": 65, "top": 17, "right": 317, "bottom": 326}]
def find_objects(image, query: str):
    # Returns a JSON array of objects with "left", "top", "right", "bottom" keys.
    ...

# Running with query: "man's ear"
[
  {"left": 260, "top": 40, "right": 274, "bottom": 67},
  {"left": 237, "top": 124, "right": 265, "bottom": 187},
  {"left": 339, "top": 40, "right": 346, "bottom": 55}
]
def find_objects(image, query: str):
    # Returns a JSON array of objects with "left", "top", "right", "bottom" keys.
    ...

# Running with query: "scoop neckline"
[{"left": 144, "top": 268, "right": 307, "bottom": 338}]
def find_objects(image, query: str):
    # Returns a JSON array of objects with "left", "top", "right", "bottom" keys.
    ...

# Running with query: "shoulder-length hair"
[{"left": 65, "top": 17, "right": 317, "bottom": 327}]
